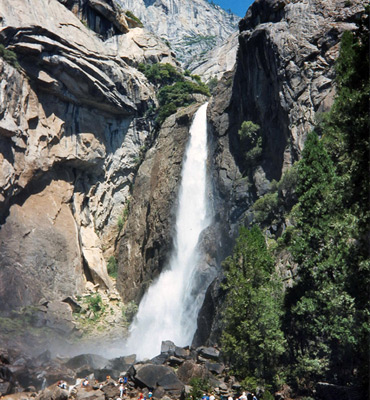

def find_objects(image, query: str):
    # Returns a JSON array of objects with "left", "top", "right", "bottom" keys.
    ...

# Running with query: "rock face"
[
  {"left": 116, "top": 0, "right": 239, "bottom": 67},
  {"left": 196, "top": 0, "right": 365, "bottom": 345},
  {"left": 235, "top": 0, "right": 364, "bottom": 181},
  {"left": 208, "top": 0, "right": 365, "bottom": 232},
  {"left": 187, "top": 32, "right": 239, "bottom": 82},
  {"left": 58, "top": 0, "right": 178, "bottom": 66},
  {"left": 0, "top": 0, "right": 174, "bottom": 311}
]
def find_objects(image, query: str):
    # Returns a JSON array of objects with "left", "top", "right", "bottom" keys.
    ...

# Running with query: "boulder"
[
  {"left": 150, "top": 354, "right": 168, "bottom": 366},
  {"left": 0, "top": 381, "right": 13, "bottom": 396},
  {"left": 64, "top": 354, "right": 109, "bottom": 376},
  {"left": 161, "top": 341, "right": 176, "bottom": 355},
  {"left": 96, "top": 355, "right": 136, "bottom": 380},
  {"left": 174, "top": 347, "right": 189, "bottom": 359},
  {"left": 168, "top": 357, "right": 184, "bottom": 367},
  {"left": 73, "top": 387, "right": 105, "bottom": 400},
  {"left": 2, "top": 394, "right": 35, "bottom": 400},
  {"left": 132, "top": 364, "right": 184, "bottom": 394},
  {"left": 100, "top": 381, "right": 119, "bottom": 399},
  {"left": 197, "top": 347, "right": 220, "bottom": 361},
  {"left": 0, "top": 365, "right": 13, "bottom": 382},
  {"left": 176, "top": 360, "right": 209, "bottom": 385},
  {"left": 316, "top": 382, "right": 363, "bottom": 400},
  {"left": 36, "top": 385, "right": 68, "bottom": 400},
  {"left": 205, "top": 363, "right": 224, "bottom": 375}
]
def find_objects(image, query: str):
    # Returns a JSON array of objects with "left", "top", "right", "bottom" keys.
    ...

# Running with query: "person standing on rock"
[
  {"left": 119, "top": 383, "right": 125, "bottom": 398},
  {"left": 238, "top": 392, "right": 247, "bottom": 400}
]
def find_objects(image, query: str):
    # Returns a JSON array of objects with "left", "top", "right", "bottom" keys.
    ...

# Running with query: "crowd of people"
[
  {"left": 201, "top": 392, "right": 257, "bottom": 400},
  {"left": 57, "top": 375, "right": 257, "bottom": 400}
]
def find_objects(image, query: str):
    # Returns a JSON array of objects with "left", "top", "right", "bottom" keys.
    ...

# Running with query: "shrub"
[
  {"left": 261, "top": 392, "right": 274, "bottom": 400},
  {"left": 238, "top": 121, "right": 262, "bottom": 166},
  {"left": 138, "top": 62, "right": 183, "bottom": 86},
  {"left": 0, "top": 44, "right": 20, "bottom": 69},
  {"left": 187, "top": 378, "right": 211, "bottom": 400},
  {"left": 138, "top": 62, "right": 210, "bottom": 124},
  {"left": 252, "top": 192, "right": 279, "bottom": 223},
  {"left": 107, "top": 256, "right": 118, "bottom": 278},
  {"left": 125, "top": 10, "right": 143, "bottom": 27},
  {"left": 278, "top": 163, "right": 299, "bottom": 194},
  {"left": 207, "top": 76, "right": 218, "bottom": 93},
  {"left": 86, "top": 294, "right": 105, "bottom": 319},
  {"left": 245, "top": 140, "right": 262, "bottom": 165},
  {"left": 238, "top": 120, "right": 260, "bottom": 141},
  {"left": 191, "top": 74, "right": 202, "bottom": 84},
  {"left": 117, "top": 199, "right": 131, "bottom": 232},
  {"left": 117, "top": 216, "right": 124, "bottom": 232},
  {"left": 156, "top": 80, "right": 210, "bottom": 124}
]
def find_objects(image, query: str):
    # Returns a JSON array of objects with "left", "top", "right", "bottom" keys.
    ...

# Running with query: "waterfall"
[{"left": 124, "top": 102, "right": 211, "bottom": 359}]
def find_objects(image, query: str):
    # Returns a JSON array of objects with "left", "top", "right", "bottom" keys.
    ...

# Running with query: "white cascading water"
[{"left": 124, "top": 102, "right": 211, "bottom": 359}]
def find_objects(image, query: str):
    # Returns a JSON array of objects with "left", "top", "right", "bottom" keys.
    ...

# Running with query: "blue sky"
[{"left": 213, "top": 0, "right": 254, "bottom": 17}]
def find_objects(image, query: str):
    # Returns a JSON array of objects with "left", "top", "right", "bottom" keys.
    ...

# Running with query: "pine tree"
[{"left": 221, "top": 226, "right": 285, "bottom": 388}]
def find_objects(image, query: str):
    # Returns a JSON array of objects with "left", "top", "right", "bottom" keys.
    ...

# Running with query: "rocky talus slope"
[
  {"left": 194, "top": 0, "right": 366, "bottom": 346},
  {"left": 0, "top": 343, "right": 241, "bottom": 400},
  {"left": 0, "top": 0, "right": 175, "bottom": 314},
  {"left": 116, "top": 0, "right": 239, "bottom": 67},
  {"left": 1, "top": 342, "right": 359, "bottom": 400}
]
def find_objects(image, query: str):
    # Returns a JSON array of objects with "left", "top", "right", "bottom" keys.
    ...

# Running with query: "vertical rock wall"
[
  {"left": 194, "top": 0, "right": 365, "bottom": 346},
  {"left": 0, "top": 0, "right": 168, "bottom": 311}
]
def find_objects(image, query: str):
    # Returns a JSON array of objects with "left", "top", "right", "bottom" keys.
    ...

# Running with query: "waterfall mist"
[{"left": 124, "top": 102, "right": 212, "bottom": 359}]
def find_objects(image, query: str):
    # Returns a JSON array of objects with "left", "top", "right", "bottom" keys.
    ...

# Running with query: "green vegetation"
[
  {"left": 207, "top": 76, "right": 219, "bottom": 93},
  {"left": 138, "top": 62, "right": 183, "bottom": 86},
  {"left": 221, "top": 226, "right": 286, "bottom": 390},
  {"left": 238, "top": 121, "right": 262, "bottom": 167},
  {"left": 107, "top": 256, "right": 118, "bottom": 278},
  {"left": 138, "top": 62, "right": 210, "bottom": 125},
  {"left": 251, "top": 163, "right": 299, "bottom": 226},
  {"left": 252, "top": 192, "right": 278, "bottom": 223},
  {"left": 282, "top": 17, "right": 369, "bottom": 393},
  {"left": 0, "top": 44, "right": 19, "bottom": 69},
  {"left": 187, "top": 377, "right": 211, "bottom": 400},
  {"left": 117, "top": 198, "right": 131, "bottom": 233},
  {"left": 85, "top": 294, "right": 105, "bottom": 320},
  {"left": 125, "top": 10, "right": 143, "bottom": 27},
  {"left": 157, "top": 80, "right": 210, "bottom": 124},
  {"left": 221, "top": 10, "right": 369, "bottom": 397},
  {"left": 117, "top": 215, "right": 124, "bottom": 232},
  {"left": 183, "top": 34, "right": 217, "bottom": 47}
]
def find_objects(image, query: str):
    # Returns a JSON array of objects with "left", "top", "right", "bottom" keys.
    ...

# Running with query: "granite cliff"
[
  {"left": 115, "top": 0, "right": 239, "bottom": 67},
  {"left": 0, "top": 0, "right": 366, "bottom": 374},
  {"left": 194, "top": 0, "right": 366, "bottom": 346},
  {"left": 0, "top": 0, "right": 175, "bottom": 316}
]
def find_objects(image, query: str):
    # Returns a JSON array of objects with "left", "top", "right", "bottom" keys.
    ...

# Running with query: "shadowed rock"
[{"left": 131, "top": 364, "right": 184, "bottom": 394}]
